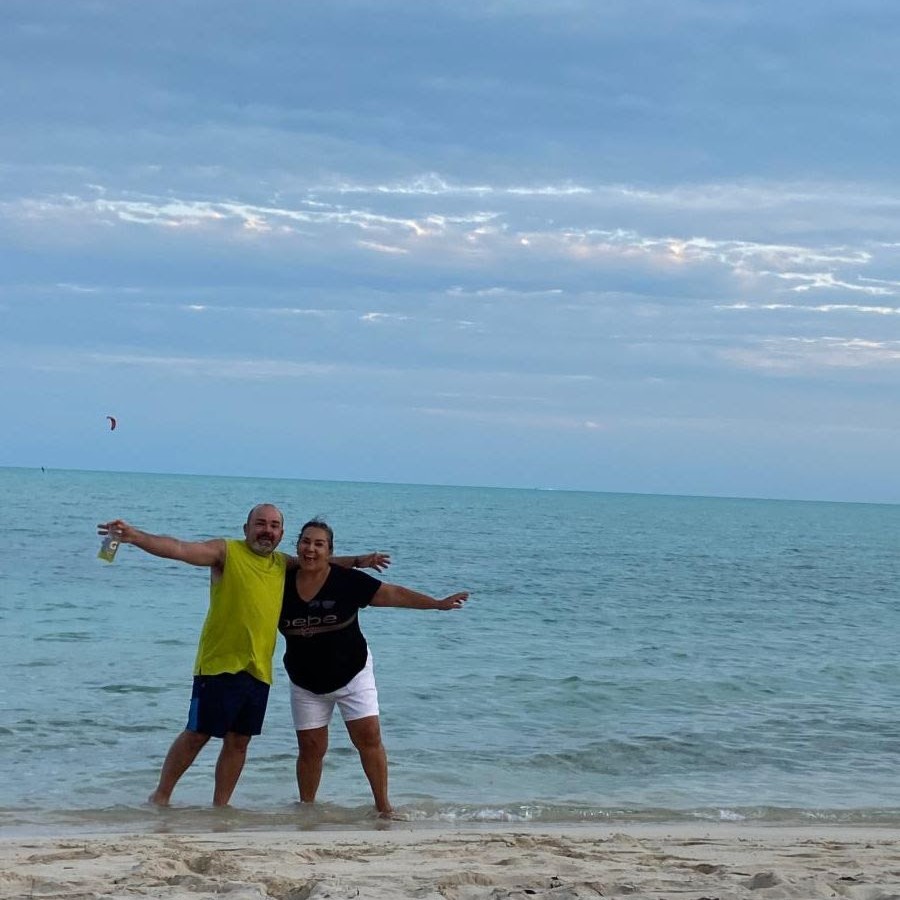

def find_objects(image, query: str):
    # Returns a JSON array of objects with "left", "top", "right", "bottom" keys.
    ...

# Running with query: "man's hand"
[{"left": 97, "top": 519, "right": 138, "bottom": 543}]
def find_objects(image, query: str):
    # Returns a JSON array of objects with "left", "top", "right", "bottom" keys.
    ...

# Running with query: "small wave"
[
  {"left": 44, "top": 632, "right": 95, "bottom": 642},
  {"left": 98, "top": 684, "right": 169, "bottom": 694},
  {"left": 118, "top": 724, "right": 168, "bottom": 733},
  {"left": 5, "top": 800, "right": 900, "bottom": 837}
]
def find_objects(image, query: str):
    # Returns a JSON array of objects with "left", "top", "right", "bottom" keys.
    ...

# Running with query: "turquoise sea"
[{"left": 2, "top": 466, "right": 900, "bottom": 835}]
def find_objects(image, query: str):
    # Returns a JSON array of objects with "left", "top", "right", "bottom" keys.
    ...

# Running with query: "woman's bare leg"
[
  {"left": 296, "top": 726, "right": 329, "bottom": 802},
  {"left": 346, "top": 716, "right": 392, "bottom": 816}
]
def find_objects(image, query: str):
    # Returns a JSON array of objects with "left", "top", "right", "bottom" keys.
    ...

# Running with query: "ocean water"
[{"left": 2, "top": 466, "right": 900, "bottom": 835}]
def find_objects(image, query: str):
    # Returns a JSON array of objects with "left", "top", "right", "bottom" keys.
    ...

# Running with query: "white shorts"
[{"left": 289, "top": 653, "right": 380, "bottom": 731}]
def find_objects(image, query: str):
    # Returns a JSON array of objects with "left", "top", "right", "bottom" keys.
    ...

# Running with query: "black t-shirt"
[{"left": 280, "top": 563, "right": 382, "bottom": 694}]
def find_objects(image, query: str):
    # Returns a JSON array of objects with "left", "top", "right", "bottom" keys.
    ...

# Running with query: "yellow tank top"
[{"left": 193, "top": 539, "right": 287, "bottom": 684}]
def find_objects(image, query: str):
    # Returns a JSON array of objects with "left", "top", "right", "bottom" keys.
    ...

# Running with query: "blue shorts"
[{"left": 186, "top": 672, "right": 270, "bottom": 738}]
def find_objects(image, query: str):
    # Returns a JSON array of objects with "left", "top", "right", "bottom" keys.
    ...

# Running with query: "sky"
[{"left": 2, "top": 0, "right": 900, "bottom": 502}]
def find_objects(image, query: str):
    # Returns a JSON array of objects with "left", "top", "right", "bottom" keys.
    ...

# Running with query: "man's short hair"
[{"left": 246, "top": 503, "right": 284, "bottom": 527}]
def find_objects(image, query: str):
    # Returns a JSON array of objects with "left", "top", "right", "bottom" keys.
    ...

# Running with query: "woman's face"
[{"left": 297, "top": 527, "right": 331, "bottom": 569}]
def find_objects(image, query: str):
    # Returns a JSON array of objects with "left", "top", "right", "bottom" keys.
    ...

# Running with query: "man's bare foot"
[{"left": 147, "top": 790, "right": 170, "bottom": 807}]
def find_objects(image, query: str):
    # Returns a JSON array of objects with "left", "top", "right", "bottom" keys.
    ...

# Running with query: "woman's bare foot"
[
  {"left": 376, "top": 806, "right": 406, "bottom": 820},
  {"left": 147, "top": 790, "right": 170, "bottom": 807}
]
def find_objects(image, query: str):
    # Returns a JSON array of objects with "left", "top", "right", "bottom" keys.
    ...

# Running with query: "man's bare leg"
[
  {"left": 296, "top": 726, "right": 329, "bottom": 803},
  {"left": 346, "top": 716, "right": 392, "bottom": 816},
  {"left": 149, "top": 730, "right": 210, "bottom": 806},
  {"left": 212, "top": 732, "right": 252, "bottom": 807}
]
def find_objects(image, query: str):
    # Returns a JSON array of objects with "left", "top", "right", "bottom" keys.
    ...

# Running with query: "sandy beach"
[{"left": 3, "top": 824, "right": 900, "bottom": 900}]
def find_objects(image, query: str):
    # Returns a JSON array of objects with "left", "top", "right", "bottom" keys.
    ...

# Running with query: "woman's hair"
[{"left": 297, "top": 518, "right": 334, "bottom": 551}]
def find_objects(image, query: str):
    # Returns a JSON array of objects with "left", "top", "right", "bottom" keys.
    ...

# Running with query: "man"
[{"left": 97, "top": 504, "right": 389, "bottom": 807}]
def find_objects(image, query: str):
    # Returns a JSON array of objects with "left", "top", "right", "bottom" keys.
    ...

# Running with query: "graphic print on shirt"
[{"left": 280, "top": 606, "right": 358, "bottom": 638}]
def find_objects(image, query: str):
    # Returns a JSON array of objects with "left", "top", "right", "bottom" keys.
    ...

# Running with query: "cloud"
[
  {"left": 84, "top": 352, "right": 337, "bottom": 380},
  {"left": 720, "top": 336, "right": 900, "bottom": 373},
  {"left": 360, "top": 312, "right": 410, "bottom": 323},
  {"left": 357, "top": 241, "right": 409, "bottom": 255},
  {"left": 323, "top": 173, "right": 592, "bottom": 197},
  {"left": 177, "top": 303, "right": 333, "bottom": 319},
  {"left": 721, "top": 302, "right": 900, "bottom": 315},
  {"left": 5, "top": 183, "right": 892, "bottom": 299},
  {"left": 412, "top": 405, "right": 609, "bottom": 431},
  {"left": 770, "top": 272, "right": 894, "bottom": 294}
]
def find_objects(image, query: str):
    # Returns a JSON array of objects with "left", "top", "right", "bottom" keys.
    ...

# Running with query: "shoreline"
[
  {"left": 3, "top": 823, "right": 900, "bottom": 899},
  {"left": 6, "top": 803, "right": 900, "bottom": 841}
]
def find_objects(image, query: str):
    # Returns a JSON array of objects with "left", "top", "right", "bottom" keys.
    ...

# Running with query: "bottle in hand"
[{"left": 97, "top": 532, "right": 120, "bottom": 563}]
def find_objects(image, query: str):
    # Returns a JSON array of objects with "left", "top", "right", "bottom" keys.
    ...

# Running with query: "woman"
[{"left": 279, "top": 519, "right": 468, "bottom": 817}]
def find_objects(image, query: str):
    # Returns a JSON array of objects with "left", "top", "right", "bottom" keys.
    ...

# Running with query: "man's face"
[{"left": 243, "top": 505, "right": 284, "bottom": 556}]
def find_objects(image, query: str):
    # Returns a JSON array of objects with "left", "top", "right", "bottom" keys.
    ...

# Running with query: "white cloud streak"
[
  {"left": 721, "top": 337, "right": 900, "bottom": 373},
  {"left": 4, "top": 188, "right": 887, "bottom": 288},
  {"left": 720, "top": 302, "right": 900, "bottom": 314}
]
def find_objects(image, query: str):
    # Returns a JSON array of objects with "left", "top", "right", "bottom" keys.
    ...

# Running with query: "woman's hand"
[
  {"left": 356, "top": 551, "right": 392, "bottom": 573},
  {"left": 434, "top": 591, "right": 468, "bottom": 610}
]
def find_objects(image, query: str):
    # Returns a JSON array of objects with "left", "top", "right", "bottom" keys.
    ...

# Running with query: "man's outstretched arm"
[{"left": 98, "top": 519, "right": 226, "bottom": 568}]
